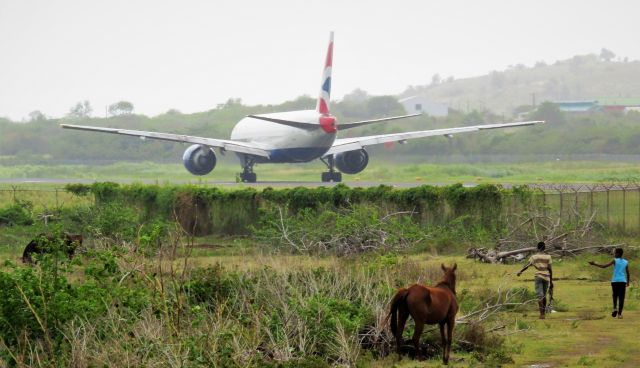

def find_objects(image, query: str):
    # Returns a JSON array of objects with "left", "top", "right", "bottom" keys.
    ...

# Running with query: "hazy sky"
[{"left": 1, "top": 0, "right": 639, "bottom": 120}]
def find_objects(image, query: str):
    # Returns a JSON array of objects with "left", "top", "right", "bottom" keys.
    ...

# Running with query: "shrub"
[
  {"left": 0, "top": 200, "right": 33, "bottom": 226},
  {"left": 186, "top": 263, "right": 246, "bottom": 305},
  {"left": 0, "top": 255, "right": 109, "bottom": 353},
  {"left": 87, "top": 202, "right": 139, "bottom": 240}
]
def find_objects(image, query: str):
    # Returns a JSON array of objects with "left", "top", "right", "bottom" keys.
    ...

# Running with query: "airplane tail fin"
[{"left": 316, "top": 31, "right": 333, "bottom": 115}]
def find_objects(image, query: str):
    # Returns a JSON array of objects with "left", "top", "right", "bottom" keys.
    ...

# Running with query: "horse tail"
[{"left": 388, "top": 288, "right": 409, "bottom": 338}]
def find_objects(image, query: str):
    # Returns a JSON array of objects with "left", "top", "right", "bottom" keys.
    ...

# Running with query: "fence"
[
  {"left": 505, "top": 183, "right": 640, "bottom": 233},
  {"left": 0, "top": 186, "right": 93, "bottom": 209},
  {"left": 3, "top": 183, "right": 640, "bottom": 234}
]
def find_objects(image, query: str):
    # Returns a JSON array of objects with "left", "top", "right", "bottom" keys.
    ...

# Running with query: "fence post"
[
  {"left": 606, "top": 189, "right": 610, "bottom": 227},
  {"left": 589, "top": 188, "right": 594, "bottom": 217},
  {"left": 55, "top": 188, "right": 59, "bottom": 207},
  {"left": 622, "top": 187, "right": 626, "bottom": 232},
  {"left": 12, "top": 185, "right": 17, "bottom": 202},
  {"left": 559, "top": 190, "right": 564, "bottom": 219},
  {"left": 574, "top": 188, "right": 579, "bottom": 225}
]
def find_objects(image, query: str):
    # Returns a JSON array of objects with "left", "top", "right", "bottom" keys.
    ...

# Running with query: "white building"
[{"left": 398, "top": 96, "right": 448, "bottom": 117}]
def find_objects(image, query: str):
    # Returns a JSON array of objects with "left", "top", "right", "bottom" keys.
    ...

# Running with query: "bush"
[
  {"left": 0, "top": 200, "right": 33, "bottom": 226},
  {"left": 457, "top": 319, "right": 514, "bottom": 364},
  {"left": 186, "top": 263, "right": 246, "bottom": 305},
  {"left": 88, "top": 202, "right": 139, "bottom": 240},
  {"left": 0, "top": 255, "right": 109, "bottom": 354},
  {"left": 295, "top": 295, "right": 371, "bottom": 355}
]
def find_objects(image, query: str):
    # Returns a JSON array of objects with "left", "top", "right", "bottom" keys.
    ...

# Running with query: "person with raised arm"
[{"left": 589, "top": 248, "right": 630, "bottom": 319}]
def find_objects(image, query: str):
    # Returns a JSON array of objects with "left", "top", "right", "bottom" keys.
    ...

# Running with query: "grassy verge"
[
  {"left": 2, "top": 160, "right": 640, "bottom": 184},
  {"left": 0, "top": 221, "right": 640, "bottom": 367}
]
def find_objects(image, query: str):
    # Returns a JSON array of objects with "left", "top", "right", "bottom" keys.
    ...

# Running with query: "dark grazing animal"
[
  {"left": 22, "top": 233, "right": 83, "bottom": 264},
  {"left": 389, "top": 263, "right": 459, "bottom": 364}
]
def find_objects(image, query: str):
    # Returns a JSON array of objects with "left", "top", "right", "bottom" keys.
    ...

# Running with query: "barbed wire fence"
[{"left": 505, "top": 183, "right": 640, "bottom": 234}]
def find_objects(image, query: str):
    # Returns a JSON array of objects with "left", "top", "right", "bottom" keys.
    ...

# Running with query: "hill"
[{"left": 401, "top": 54, "right": 640, "bottom": 115}]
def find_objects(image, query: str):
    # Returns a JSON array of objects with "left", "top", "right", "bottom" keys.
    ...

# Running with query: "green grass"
[
  {"left": 2, "top": 160, "right": 640, "bottom": 184},
  {"left": 0, "top": 185, "right": 92, "bottom": 209},
  {"left": 193, "top": 254, "right": 640, "bottom": 368},
  {"left": 1, "top": 219, "right": 638, "bottom": 367}
]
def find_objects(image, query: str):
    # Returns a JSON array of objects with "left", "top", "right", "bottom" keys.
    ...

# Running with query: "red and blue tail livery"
[{"left": 316, "top": 31, "right": 333, "bottom": 115}]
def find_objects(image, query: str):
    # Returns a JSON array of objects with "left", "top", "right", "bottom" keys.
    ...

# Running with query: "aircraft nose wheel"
[{"left": 321, "top": 171, "right": 342, "bottom": 182}]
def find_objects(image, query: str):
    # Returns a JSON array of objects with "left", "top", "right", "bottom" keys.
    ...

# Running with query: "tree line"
[{"left": 1, "top": 94, "right": 640, "bottom": 164}]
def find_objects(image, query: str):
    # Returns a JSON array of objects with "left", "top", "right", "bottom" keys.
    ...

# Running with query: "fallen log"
[
  {"left": 469, "top": 244, "right": 622, "bottom": 263},
  {"left": 467, "top": 247, "right": 537, "bottom": 263},
  {"left": 550, "top": 244, "right": 619, "bottom": 256}
]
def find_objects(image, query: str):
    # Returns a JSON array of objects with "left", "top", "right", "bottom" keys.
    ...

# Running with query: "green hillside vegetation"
[
  {"left": 403, "top": 53, "right": 640, "bottom": 115},
  {"left": 2, "top": 100, "right": 640, "bottom": 167}
]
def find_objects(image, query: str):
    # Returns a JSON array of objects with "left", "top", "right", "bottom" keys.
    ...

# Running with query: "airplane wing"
[
  {"left": 337, "top": 113, "right": 422, "bottom": 130},
  {"left": 324, "top": 120, "right": 544, "bottom": 156},
  {"left": 60, "top": 124, "right": 270, "bottom": 157}
]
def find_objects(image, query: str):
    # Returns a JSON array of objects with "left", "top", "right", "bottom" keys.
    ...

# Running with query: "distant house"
[
  {"left": 596, "top": 98, "right": 640, "bottom": 113},
  {"left": 398, "top": 96, "right": 448, "bottom": 117},
  {"left": 553, "top": 101, "right": 598, "bottom": 113}
]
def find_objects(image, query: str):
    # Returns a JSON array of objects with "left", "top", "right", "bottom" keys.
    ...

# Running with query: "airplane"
[{"left": 61, "top": 32, "right": 543, "bottom": 183}]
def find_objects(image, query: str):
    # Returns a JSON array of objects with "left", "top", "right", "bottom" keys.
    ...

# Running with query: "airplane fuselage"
[{"left": 230, "top": 110, "right": 336, "bottom": 163}]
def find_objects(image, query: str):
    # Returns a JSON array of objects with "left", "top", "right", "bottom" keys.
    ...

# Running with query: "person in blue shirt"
[{"left": 589, "top": 248, "right": 631, "bottom": 319}]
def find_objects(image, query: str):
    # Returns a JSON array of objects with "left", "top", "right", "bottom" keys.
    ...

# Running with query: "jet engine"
[
  {"left": 182, "top": 144, "right": 217, "bottom": 175},
  {"left": 335, "top": 149, "right": 369, "bottom": 174}
]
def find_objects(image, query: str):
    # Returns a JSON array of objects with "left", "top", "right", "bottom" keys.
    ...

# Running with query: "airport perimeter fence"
[
  {"left": 503, "top": 183, "right": 640, "bottom": 234},
  {"left": 3, "top": 183, "right": 640, "bottom": 234}
]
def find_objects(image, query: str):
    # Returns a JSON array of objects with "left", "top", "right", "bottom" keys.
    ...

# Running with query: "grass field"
[
  {"left": 2, "top": 160, "right": 640, "bottom": 184},
  {"left": 1, "top": 226, "right": 637, "bottom": 367},
  {"left": 1, "top": 169, "right": 639, "bottom": 366}
]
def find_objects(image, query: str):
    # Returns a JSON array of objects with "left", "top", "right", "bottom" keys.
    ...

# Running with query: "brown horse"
[{"left": 389, "top": 263, "right": 458, "bottom": 364}]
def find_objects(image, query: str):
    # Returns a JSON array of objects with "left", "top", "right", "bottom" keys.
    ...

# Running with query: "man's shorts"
[{"left": 534, "top": 277, "right": 549, "bottom": 299}]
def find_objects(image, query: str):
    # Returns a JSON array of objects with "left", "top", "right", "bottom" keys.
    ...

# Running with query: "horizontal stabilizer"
[{"left": 247, "top": 115, "right": 317, "bottom": 130}]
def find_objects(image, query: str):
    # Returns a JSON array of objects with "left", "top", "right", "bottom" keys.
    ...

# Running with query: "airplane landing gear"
[
  {"left": 321, "top": 171, "right": 342, "bottom": 182},
  {"left": 320, "top": 155, "right": 342, "bottom": 183},
  {"left": 239, "top": 157, "right": 257, "bottom": 183},
  {"left": 240, "top": 171, "right": 257, "bottom": 183}
]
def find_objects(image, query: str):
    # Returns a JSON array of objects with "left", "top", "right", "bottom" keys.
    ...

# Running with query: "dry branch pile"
[
  {"left": 268, "top": 206, "right": 423, "bottom": 256},
  {"left": 468, "top": 212, "right": 619, "bottom": 263}
]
